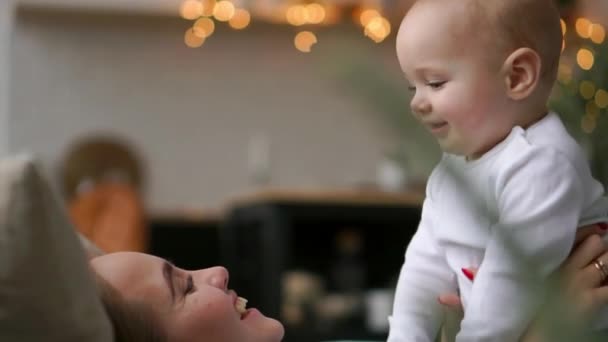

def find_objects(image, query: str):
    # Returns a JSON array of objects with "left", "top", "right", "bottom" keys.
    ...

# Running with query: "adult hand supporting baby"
[{"left": 438, "top": 223, "right": 608, "bottom": 342}]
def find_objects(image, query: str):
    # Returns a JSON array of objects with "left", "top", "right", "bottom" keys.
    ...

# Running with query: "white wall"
[
  {"left": 10, "top": 8, "right": 439, "bottom": 211},
  {"left": 0, "top": 1, "right": 15, "bottom": 156}
]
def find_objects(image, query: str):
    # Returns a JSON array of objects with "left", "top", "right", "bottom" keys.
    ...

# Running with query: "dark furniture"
[{"left": 220, "top": 189, "right": 423, "bottom": 342}]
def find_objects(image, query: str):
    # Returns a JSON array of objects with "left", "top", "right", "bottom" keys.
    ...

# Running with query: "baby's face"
[{"left": 396, "top": 1, "right": 515, "bottom": 159}]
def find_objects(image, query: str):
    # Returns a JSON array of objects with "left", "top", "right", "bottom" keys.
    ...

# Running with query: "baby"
[{"left": 388, "top": 0, "right": 608, "bottom": 341}]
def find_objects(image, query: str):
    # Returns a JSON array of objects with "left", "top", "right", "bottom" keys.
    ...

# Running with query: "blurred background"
[{"left": 0, "top": 0, "right": 606, "bottom": 340}]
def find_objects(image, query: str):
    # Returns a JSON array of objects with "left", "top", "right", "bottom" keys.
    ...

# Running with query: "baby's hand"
[
  {"left": 437, "top": 269, "right": 474, "bottom": 342},
  {"left": 437, "top": 268, "right": 477, "bottom": 310}
]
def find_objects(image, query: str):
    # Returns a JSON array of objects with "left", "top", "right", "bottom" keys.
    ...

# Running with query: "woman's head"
[
  {"left": 91, "top": 252, "right": 284, "bottom": 342},
  {"left": 96, "top": 273, "right": 167, "bottom": 342}
]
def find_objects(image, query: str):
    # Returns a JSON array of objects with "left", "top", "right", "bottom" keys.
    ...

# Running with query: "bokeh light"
[
  {"left": 180, "top": 0, "right": 204, "bottom": 20},
  {"left": 214, "top": 0, "right": 235, "bottom": 22},
  {"left": 306, "top": 3, "right": 326, "bottom": 24},
  {"left": 580, "top": 80, "right": 596, "bottom": 100},
  {"left": 590, "top": 24, "right": 606, "bottom": 44},
  {"left": 286, "top": 5, "right": 307, "bottom": 26},
  {"left": 581, "top": 115, "right": 596, "bottom": 133},
  {"left": 184, "top": 28, "right": 205, "bottom": 47},
  {"left": 359, "top": 9, "right": 380, "bottom": 27},
  {"left": 557, "top": 63, "right": 572, "bottom": 84},
  {"left": 576, "top": 17, "right": 592, "bottom": 38},
  {"left": 201, "top": 0, "right": 216, "bottom": 16},
  {"left": 595, "top": 89, "right": 608, "bottom": 109},
  {"left": 193, "top": 17, "right": 215, "bottom": 38},
  {"left": 294, "top": 31, "right": 317, "bottom": 53},
  {"left": 229, "top": 8, "right": 251, "bottom": 29},
  {"left": 586, "top": 101, "right": 600, "bottom": 118},
  {"left": 364, "top": 16, "right": 390, "bottom": 43},
  {"left": 577, "top": 48, "right": 595, "bottom": 70}
]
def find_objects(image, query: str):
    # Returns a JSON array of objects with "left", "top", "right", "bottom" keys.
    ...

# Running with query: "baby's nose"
[{"left": 410, "top": 95, "right": 431, "bottom": 115}]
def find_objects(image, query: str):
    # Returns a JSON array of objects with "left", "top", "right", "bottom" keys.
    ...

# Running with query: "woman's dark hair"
[{"left": 96, "top": 274, "right": 168, "bottom": 342}]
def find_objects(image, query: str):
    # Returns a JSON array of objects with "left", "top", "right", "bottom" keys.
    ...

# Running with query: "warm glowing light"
[
  {"left": 286, "top": 5, "right": 307, "bottom": 26},
  {"left": 365, "top": 16, "right": 390, "bottom": 43},
  {"left": 560, "top": 18, "right": 566, "bottom": 36},
  {"left": 201, "top": 0, "right": 216, "bottom": 16},
  {"left": 323, "top": 4, "right": 341, "bottom": 25},
  {"left": 193, "top": 17, "right": 215, "bottom": 37},
  {"left": 213, "top": 0, "right": 235, "bottom": 21},
  {"left": 590, "top": 24, "right": 606, "bottom": 44},
  {"left": 557, "top": 63, "right": 572, "bottom": 84},
  {"left": 595, "top": 89, "right": 608, "bottom": 109},
  {"left": 562, "top": 39, "right": 565, "bottom": 53},
  {"left": 306, "top": 3, "right": 326, "bottom": 24},
  {"left": 229, "top": 8, "right": 251, "bottom": 29},
  {"left": 184, "top": 28, "right": 205, "bottom": 47},
  {"left": 581, "top": 115, "right": 596, "bottom": 133},
  {"left": 586, "top": 101, "right": 600, "bottom": 118},
  {"left": 575, "top": 18, "right": 592, "bottom": 38},
  {"left": 359, "top": 9, "right": 380, "bottom": 27},
  {"left": 577, "top": 48, "right": 594, "bottom": 70},
  {"left": 294, "top": 31, "right": 317, "bottom": 52},
  {"left": 181, "top": 0, "right": 204, "bottom": 20},
  {"left": 580, "top": 80, "right": 596, "bottom": 100}
]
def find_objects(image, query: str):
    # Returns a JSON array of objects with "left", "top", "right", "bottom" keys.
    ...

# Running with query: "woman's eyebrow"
[{"left": 162, "top": 261, "right": 176, "bottom": 304}]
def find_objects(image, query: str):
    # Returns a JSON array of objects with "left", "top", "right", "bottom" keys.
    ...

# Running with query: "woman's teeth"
[{"left": 235, "top": 297, "right": 248, "bottom": 316}]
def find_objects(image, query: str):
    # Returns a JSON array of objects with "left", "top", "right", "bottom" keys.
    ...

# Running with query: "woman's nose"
[{"left": 205, "top": 266, "right": 229, "bottom": 289}]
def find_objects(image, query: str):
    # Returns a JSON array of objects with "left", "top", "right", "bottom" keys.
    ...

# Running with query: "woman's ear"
[{"left": 502, "top": 47, "right": 542, "bottom": 101}]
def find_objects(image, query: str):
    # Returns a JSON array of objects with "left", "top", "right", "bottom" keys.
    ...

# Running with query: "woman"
[
  {"left": 88, "top": 224, "right": 607, "bottom": 342},
  {"left": 91, "top": 251, "right": 285, "bottom": 342}
]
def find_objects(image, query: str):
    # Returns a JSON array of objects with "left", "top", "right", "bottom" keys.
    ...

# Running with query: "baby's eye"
[
  {"left": 407, "top": 86, "right": 416, "bottom": 93},
  {"left": 427, "top": 81, "right": 446, "bottom": 89}
]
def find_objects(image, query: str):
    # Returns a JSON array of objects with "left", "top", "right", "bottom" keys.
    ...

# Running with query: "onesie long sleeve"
[{"left": 388, "top": 113, "right": 608, "bottom": 342}]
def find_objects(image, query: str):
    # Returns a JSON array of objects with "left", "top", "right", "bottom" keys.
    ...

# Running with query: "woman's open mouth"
[{"left": 240, "top": 308, "right": 259, "bottom": 320}]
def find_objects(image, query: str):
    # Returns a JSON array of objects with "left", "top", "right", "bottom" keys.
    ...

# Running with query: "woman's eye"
[
  {"left": 428, "top": 81, "right": 446, "bottom": 89},
  {"left": 184, "top": 275, "right": 196, "bottom": 295}
]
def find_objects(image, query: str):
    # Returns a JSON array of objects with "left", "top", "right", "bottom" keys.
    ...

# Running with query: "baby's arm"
[
  {"left": 456, "top": 149, "right": 585, "bottom": 341},
  {"left": 388, "top": 201, "right": 457, "bottom": 342}
]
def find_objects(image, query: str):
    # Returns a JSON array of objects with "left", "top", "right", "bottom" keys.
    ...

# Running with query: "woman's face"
[{"left": 91, "top": 252, "right": 284, "bottom": 342}]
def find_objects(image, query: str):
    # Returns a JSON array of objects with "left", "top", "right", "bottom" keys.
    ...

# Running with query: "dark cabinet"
[{"left": 220, "top": 189, "right": 423, "bottom": 342}]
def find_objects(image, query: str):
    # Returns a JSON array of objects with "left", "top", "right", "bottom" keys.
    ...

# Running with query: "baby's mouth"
[
  {"left": 428, "top": 121, "right": 448, "bottom": 134},
  {"left": 430, "top": 122, "right": 447, "bottom": 129}
]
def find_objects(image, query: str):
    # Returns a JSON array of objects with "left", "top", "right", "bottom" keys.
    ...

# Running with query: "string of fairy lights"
[
  {"left": 179, "top": 0, "right": 391, "bottom": 52},
  {"left": 179, "top": 0, "right": 606, "bottom": 134},
  {"left": 558, "top": 17, "right": 607, "bottom": 133}
]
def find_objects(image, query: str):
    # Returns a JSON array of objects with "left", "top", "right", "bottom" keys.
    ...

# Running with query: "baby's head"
[{"left": 396, "top": 0, "right": 562, "bottom": 159}]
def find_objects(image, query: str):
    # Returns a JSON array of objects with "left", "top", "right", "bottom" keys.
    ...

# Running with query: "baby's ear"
[{"left": 502, "top": 47, "right": 542, "bottom": 101}]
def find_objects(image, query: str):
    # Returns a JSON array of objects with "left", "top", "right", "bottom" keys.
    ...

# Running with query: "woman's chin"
[{"left": 244, "top": 310, "right": 284, "bottom": 341}]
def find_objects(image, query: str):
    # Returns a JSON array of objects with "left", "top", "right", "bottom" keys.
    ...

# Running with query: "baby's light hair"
[{"left": 465, "top": 0, "right": 563, "bottom": 89}]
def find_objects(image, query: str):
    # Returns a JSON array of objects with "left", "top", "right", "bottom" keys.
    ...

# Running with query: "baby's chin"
[{"left": 437, "top": 142, "right": 467, "bottom": 157}]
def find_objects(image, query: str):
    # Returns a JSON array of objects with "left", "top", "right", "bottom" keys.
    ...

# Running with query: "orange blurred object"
[{"left": 69, "top": 182, "right": 147, "bottom": 253}]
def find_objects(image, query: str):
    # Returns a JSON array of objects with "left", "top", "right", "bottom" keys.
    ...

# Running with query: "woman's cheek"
[{"left": 177, "top": 300, "right": 237, "bottom": 339}]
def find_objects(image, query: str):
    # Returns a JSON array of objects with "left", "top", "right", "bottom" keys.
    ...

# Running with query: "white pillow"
[{"left": 0, "top": 155, "right": 113, "bottom": 341}]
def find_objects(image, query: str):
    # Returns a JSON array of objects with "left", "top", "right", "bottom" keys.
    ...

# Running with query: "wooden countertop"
[
  {"left": 150, "top": 187, "right": 425, "bottom": 222},
  {"left": 227, "top": 187, "right": 425, "bottom": 207}
]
